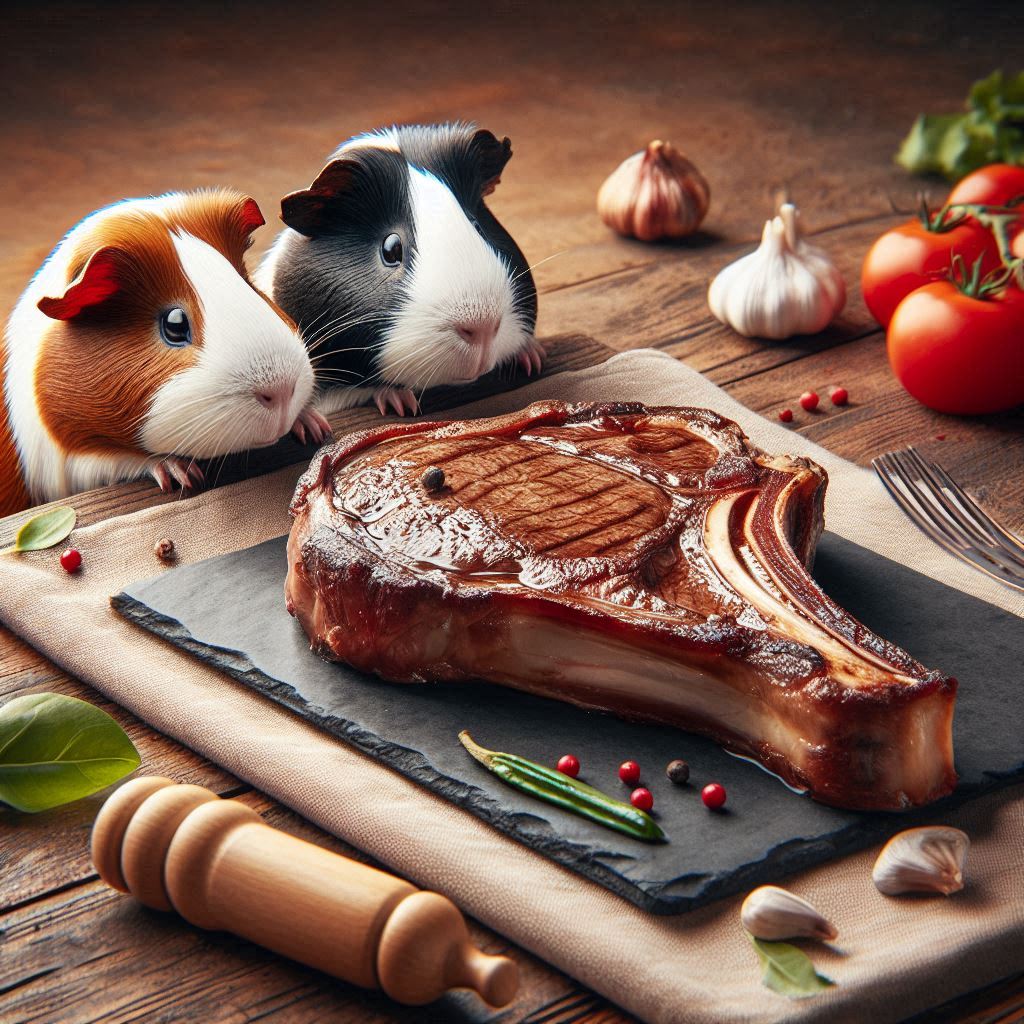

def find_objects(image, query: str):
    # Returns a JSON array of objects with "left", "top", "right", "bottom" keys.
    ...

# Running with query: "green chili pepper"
[{"left": 458, "top": 731, "right": 666, "bottom": 843}]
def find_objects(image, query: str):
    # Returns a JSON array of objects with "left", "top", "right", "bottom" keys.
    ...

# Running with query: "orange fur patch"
[
  {"left": 30, "top": 190, "right": 276, "bottom": 463},
  {"left": 36, "top": 210, "right": 203, "bottom": 456}
]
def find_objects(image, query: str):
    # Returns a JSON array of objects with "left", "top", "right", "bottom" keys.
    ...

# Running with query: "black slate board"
[{"left": 113, "top": 533, "right": 1024, "bottom": 914}]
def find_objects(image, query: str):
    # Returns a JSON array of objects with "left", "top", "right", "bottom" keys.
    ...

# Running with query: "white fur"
[
  {"left": 375, "top": 167, "right": 530, "bottom": 390},
  {"left": 337, "top": 128, "right": 401, "bottom": 154},
  {"left": 316, "top": 385, "right": 377, "bottom": 417},
  {"left": 253, "top": 226, "right": 298, "bottom": 297},
  {"left": 141, "top": 231, "right": 313, "bottom": 456},
  {"left": 3, "top": 194, "right": 313, "bottom": 503}
]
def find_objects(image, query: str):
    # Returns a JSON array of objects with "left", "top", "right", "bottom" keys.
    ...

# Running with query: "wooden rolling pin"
[{"left": 91, "top": 776, "right": 518, "bottom": 1007}]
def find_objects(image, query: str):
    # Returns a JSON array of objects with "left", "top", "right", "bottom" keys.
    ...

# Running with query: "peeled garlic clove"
[
  {"left": 707, "top": 202, "right": 846, "bottom": 340},
  {"left": 872, "top": 826, "right": 969, "bottom": 896},
  {"left": 740, "top": 885, "right": 838, "bottom": 942},
  {"left": 597, "top": 140, "right": 710, "bottom": 242}
]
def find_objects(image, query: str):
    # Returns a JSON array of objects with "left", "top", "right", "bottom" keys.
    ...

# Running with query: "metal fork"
[{"left": 872, "top": 446, "right": 1024, "bottom": 593}]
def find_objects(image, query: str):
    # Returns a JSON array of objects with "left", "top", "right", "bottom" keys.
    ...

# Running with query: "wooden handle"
[{"left": 91, "top": 776, "right": 518, "bottom": 1007}]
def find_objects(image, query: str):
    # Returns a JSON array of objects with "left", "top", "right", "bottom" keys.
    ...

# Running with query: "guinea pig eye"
[
  {"left": 381, "top": 233, "right": 403, "bottom": 267},
  {"left": 159, "top": 307, "right": 192, "bottom": 347}
]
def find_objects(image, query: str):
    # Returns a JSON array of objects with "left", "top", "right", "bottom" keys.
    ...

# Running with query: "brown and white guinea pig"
[
  {"left": 0, "top": 189, "right": 330, "bottom": 517},
  {"left": 255, "top": 122, "right": 542, "bottom": 417}
]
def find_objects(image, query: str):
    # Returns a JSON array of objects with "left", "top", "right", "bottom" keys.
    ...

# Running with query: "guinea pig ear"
[
  {"left": 239, "top": 196, "right": 266, "bottom": 236},
  {"left": 37, "top": 246, "right": 127, "bottom": 321},
  {"left": 280, "top": 159, "right": 359, "bottom": 237},
  {"left": 470, "top": 129, "right": 513, "bottom": 197}
]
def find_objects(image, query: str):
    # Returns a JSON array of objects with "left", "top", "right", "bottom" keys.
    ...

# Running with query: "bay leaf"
[
  {"left": 0, "top": 506, "right": 77, "bottom": 555},
  {"left": 749, "top": 934, "right": 835, "bottom": 999},
  {"left": 0, "top": 693, "right": 140, "bottom": 813}
]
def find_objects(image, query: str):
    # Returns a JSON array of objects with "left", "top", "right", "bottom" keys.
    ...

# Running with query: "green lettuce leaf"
[{"left": 897, "top": 70, "right": 1024, "bottom": 181}]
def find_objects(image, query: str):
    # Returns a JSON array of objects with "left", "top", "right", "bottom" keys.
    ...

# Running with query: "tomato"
[
  {"left": 861, "top": 214, "right": 1000, "bottom": 328},
  {"left": 949, "top": 164, "right": 1024, "bottom": 259},
  {"left": 947, "top": 164, "right": 1024, "bottom": 207},
  {"left": 887, "top": 281, "right": 1024, "bottom": 415}
]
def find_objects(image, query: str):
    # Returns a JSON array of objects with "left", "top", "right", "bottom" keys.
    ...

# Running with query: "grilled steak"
[{"left": 286, "top": 402, "right": 957, "bottom": 810}]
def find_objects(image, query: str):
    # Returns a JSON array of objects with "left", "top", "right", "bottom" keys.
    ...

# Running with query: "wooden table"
[{"left": 2, "top": 2, "right": 1022, "bottom": 1021}]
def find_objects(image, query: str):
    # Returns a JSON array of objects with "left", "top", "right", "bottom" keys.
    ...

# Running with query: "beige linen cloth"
[{"left": 2, "top": 350, "right": 1022, "bottom": 1024}]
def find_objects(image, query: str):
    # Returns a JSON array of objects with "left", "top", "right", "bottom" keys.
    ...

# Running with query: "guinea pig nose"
[
  {"left": 254, "top": 382, "right": 295, "bottom": 410},
  {"left": 455, "top": 318, "right": 501, "bottom": 346}
]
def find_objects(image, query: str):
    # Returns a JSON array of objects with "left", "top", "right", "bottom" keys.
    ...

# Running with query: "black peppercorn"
[
  {"left": 666, "top": 759, "right": 690, "bottom": 785},
  {"left": 421, "top": 466, "right": 445, "bottom": 492}
]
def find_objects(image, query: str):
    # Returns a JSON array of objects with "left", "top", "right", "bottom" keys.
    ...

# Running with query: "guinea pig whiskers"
[
  {"left": 304, "top": 312, "right": 396, "bottom": 354},
  {"left": 508, "top": 249, "right": 567, "bottom": 289}
]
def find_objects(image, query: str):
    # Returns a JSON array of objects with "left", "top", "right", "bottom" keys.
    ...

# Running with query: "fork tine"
[
  {"left": 909, "top": 447, "right": 1024, "bottom": 562},
  {"left": 901, "top": 447, "right": 999, "bottom": 548},
  {"left": 885, "top": 450, "right": 1024, "bottom": 576},
  {"left": 874, "top": 454, "right": 973, "bottom": 556},
  {"left": 873, "top": 453, "right": 1024, "bottom": 592},
  {"left": 884, "top": 451, "right": 977, "bottom": 551}
]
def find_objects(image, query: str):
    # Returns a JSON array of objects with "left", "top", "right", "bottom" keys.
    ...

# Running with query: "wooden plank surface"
[{"left": 2, "top": 2, "right": 1023, "bottom": 1022}]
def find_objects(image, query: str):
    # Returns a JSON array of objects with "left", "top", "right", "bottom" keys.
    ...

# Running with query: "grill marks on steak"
[{"left": 286, "top": 402, "right": 957, "bottom": 810}]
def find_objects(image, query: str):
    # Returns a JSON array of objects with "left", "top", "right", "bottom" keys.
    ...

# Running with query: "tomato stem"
[
  {"left": 917, "top": 199, "right": 966, "bottom": 233},
  {"left": 949, "top": 253, "right": 1014, "bottom": 299}
]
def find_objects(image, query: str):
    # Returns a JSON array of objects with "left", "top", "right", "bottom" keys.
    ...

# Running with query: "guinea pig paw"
[
  {"left": 151, "top": 457, "right": 203, "bottom": 494},
  {"left": 517, "top": 340, "right": 546, "bottom": 377},
  {"left": 291, "top": 407, "right": 333, "bottom": 446},
  {"left": 372, "top": 387, "right": 420, "bottom": 418}
]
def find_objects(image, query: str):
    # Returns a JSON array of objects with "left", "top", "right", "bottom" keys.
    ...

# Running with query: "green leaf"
[
  {"left": 749, "top": 934, "right": 835, "bottom": 999},
  {"left": 968, "top": 70, "right": 1007, "bottom": 117},
  {"left": 969, "top": 70, "right": 1024, "bottom": 117},
  {"left": 897, "top": 70, "right": 1024, "bottom": 181},
  {"left": 0, "top": 693, "right": 140, "bottom": 813},
  {"left": 937, "top": 117, "right": 997, "bottom": 181},
  {"left": 0, "top": 506, "right": 77, "bottom": 555},
  {"left": 895, "top": 113, "right": 962, "bottom": 175}
]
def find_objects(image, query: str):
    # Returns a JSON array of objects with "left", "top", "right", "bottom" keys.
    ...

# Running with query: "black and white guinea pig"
[
  {"left": 0, "top": 190, "right": 330, "bottom": 516},
  {"left": 255, "top": 122, "right": 542, "bottom": 417}
]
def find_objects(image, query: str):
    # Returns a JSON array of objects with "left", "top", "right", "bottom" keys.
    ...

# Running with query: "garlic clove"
[
  {"left": 707, "top": 201, "right": 845, "bottom": 340},
  {"left": 740, "top": 885, "right": 838, "bottom": 942},
  {"left": 872, "top": 826, "right": 970, "bottom": 896},
  {"left": 597, "top": 140, "right": 710, "bottom": 242}
]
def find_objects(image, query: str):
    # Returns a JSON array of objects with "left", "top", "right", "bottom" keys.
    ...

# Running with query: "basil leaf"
[
  {"left": 1, "top": 506, "right": 77, "bottom": 555},
  {"left": 748, "top": 934, "right": 835, "bottom": 999},
  {"left": 0, "top": 693, "right": 140, "bottom": 813}
]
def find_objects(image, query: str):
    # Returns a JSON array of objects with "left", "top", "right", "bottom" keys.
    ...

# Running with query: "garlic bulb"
[
  {"left": 707, "top": 203, "right": 846, "bottom": 340},
  {"left": 597, "top": 140, "right": 710, "bottom": 242},
  {"left": 740, "top": 885, "right": 838, "bottom": 942},
  {"left": 872, "top": 826, "right": 969, "bottom": 896}
]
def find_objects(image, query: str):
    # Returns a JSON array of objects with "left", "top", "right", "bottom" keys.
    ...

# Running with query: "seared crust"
[{"left": 287, "top": 401, "right": 957, "bottom": 810}]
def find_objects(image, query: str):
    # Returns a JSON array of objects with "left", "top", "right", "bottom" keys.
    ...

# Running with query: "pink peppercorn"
[
  {"left": 630, "top": 787, "right": 654, "bottom": 812},
  {"left": 557, "top": 754, "right": 580, "bottom": 778},
  {"left": 60, "top": 548, "right": 82, "bottom": 574},
  {"left": 702, "top": 782, "right": 727, "bottom": 809}
]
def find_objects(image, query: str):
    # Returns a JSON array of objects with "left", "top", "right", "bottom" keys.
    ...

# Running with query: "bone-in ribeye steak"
[{"left": 286, "top": 402, "right": 957, "bottom": 810}]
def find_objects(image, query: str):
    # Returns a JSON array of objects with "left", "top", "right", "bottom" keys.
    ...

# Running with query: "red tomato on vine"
[
  {"left": 947, "top": 164, "right": 1024, "bottom": 208},
  {"left": 887, "top": 258, "right": 1024, "bottom": 415},
  {"left": 861, "top": 204, "right": 1001, "bottom": 328}
]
